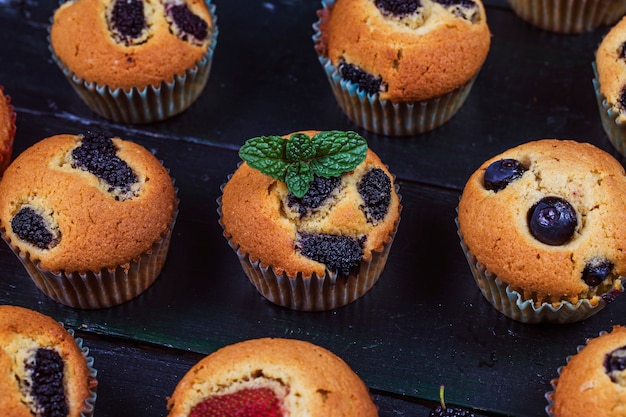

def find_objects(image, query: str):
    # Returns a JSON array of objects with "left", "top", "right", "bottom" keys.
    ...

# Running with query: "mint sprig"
[{"left": 238, "top": 130, "right": 368, "bottom": 198}]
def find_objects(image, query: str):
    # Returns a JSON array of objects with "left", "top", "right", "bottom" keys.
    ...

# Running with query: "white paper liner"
[
  {"left": 65, "top": 326, "right": 98, "bottom": 417},
  {"left": 592, "top": 62, "right": 626, "bottom": 156},
  {"left": 507, "top": 0, "right": 623, "bottom": 33},
  {"left": 1, "top": 196, "right": 179, "bottom": 309},
  {"left": 456, "top": 217, "right": 621, "bottom": 324},
  {"left": 48, "top": 1, "right": 218, "bottom": 124},
  {"left": 217, "top": 180, "right": 401, "bottom": 311}
]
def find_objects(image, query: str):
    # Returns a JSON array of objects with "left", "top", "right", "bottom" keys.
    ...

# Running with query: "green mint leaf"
[
  {"left": 286, "top": 133, "right": 316, "bottom": 162},
  {"left": 310, "top": 130, "right": 368, "bottom": 177},
  {"left": 285, "top": 161, "right": 314, "bottom": 198},
  {"left": 239, "top": 135, "right": 290, "bottom": 181}
]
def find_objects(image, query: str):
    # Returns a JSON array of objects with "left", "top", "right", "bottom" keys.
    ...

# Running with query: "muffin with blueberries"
[
  {"left": 458, "top": 139, "right": 626, "bottom": 323},
  {"left": 49, "top": 0, "right": 218, "bottom": 124},
  {"left": 0, "top": 304, "right": 98, "bottom": 417},
  {"left": 594, "top": 15, "right": 626, "bottom": 156},
  {"left": 0, "top": 85, "right": 16, "bottom": 176},
  {"left": 167, "top": 337, "right": 379, "bottom": 417},
  {"left": 0, "top": 132, "right": 178, "bottom": 308},
  {"left": 313, "top": 0, "right": 491, "bottom": 136},
  {"left": 547, "top": 326, "right": 626, "bottom": 416},
  {"left": 218, "top": 130, "right": 401, "bottom": 311},
  {"left": 508, "top": 0, "right": 626, "bottom": 34}
]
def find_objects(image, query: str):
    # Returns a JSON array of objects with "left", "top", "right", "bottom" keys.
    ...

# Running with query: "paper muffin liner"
[
  {"left": 0, "top": 85, "right": 16, "bottom": 175},
  {"left": 64, "top": 326, "right": 98, "bottom": 417},
  {"left": 592, "top": 62, "right": 626, "bottom": 156},
  {"left": 313, "top": 1, "right": 478, "bottom": 137},
  {"left": 48, "top": 1, "right": 218, "bottom": 124},
  {"left": 507, "top": 0, "right": 623, "bottom": 34},
  {"left": 217, "top": 181, "right": 402, "bottom": 311},
  {"left": 456, "top": 217, "right": 621, "bottom": 324},
  {"left": 1, "top": 194, "right": 179, "bottom": 309}
]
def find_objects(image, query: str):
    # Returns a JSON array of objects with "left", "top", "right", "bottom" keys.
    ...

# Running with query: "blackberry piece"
[
  {"left": 166, "top": 3, "right": 208, "bottom": 43},
  {"left": 432, "top": 0, "right": 479, "bottom": 22},
  {"left": 11, "top": 207, "right": 59, "bottom": 250},
  {"left": 358, "top": 168, "right": 391, "bottom": 223},
  {"left": 604, "top": 345, "right": 626, "bottom": 383},
  {"left": 429, "top": 386, "right": 476, "bottom": 417},
  {"left": 288, "top": 175, "right": 341, "bottom": 216},
  {"left": 582, "top": 259, "right": 613, "bottom": 287},
  {"left": 25, "top": 348, "right": 69, "bottom": 417},
  {"left": 297, "top": 232, "right": 364, "bottom": 275},
  {"left": 483, "top": 158, "right": 527, "bottom": 192},
  {"left": 527, "top": 196, "right": 577, "bottom": 246},
  {"left": 619, "top": 86, "right": 626, "bottom": 112},
  {"left": 71, "top": 132, "right": 138, "bottom": 200},
  {"left": 620, "top": 41, "right": 626, "bottom": 61},
  {"left": 338, "top": 61, "right": 383, "bottom": 96},
  {"left": 374, "top": 0, "right": 421, "bottom": 17},
  {"left": 109, "top": 0, "right": 146, "bottom": 45}
]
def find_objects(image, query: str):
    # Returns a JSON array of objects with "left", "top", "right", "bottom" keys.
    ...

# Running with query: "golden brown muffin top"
[
  {"left": 50, "top": 0, "right": 215, "bottom": 90},
  {"left": 552, "top": 326, "right": 626, "bottom": 417},
  {"left": 0, "top": 305, "right": 94, "bottom": 417},
  {"left": 458, "top": 139, "right": 626, "bottom": 304},
  {"left": 0, "top": 86, "right": 16, "bottom": 175},
  {"left": 319, "top": 0, "right": 491, "bottom": 101},
  {"left": 221, "top": 131, "right": 401, "bottom": 278},
  {"left": 167, "top": 337, "right": 379, "bottom": 417},
  {"left": 0, "top": 133, "right": 176, "bottom": 273},
  {"left": 597, "top": 15, "right": 626, "bottom": 123}
]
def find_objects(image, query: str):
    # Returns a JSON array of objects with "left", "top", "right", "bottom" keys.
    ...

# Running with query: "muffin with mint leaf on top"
[{"left": 218, "top": 130, "right": 401, "bottom": 311}]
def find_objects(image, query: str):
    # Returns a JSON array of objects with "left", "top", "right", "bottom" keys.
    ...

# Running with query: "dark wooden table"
[{"left": 1, "top": 1, "right": 624, "bottom": 416}]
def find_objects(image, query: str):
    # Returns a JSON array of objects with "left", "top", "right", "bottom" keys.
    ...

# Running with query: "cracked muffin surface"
[
  {"left": 0, "top": 133, "right": 176, "bottom": 273},
  {"left": 50, "top": 0, "right": 215, "bottom": 90},
  {"left": 0, "top": 305, "right": 95, "bottom": 417},
  {"left": 318, "top": 0, "right": 490, "bottom": 101},
  {"left": 458, "top": 139, "right": 626, "bottom": 305},
  {"left": 166, "top": 337, "right": 378, "bottom": 417}
]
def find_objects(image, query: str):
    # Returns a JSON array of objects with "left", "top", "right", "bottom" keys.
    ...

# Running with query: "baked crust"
[
  {"left": 552, "top": 326, "right": 626, "bottom": 417},
  {"left": 167, "top": 337, "right": 379, "bottom": 417},
  {"left": 221, "top": 131, "right": 401, "bottom": 277},
  {"left": 0, "top": 86, "right": 16, "bottom": 175},
  {"left": 0, "top": 305, "right": 93, "bottom": 417},
  {"left": 458, "top": 139, "right": 626, "bottom": 302},
  {"left": 321, "top": 0, "right": 491, "bottom": 101},
  {"left": 50, "top": 0, "right": 214, "bottom": 90},
  {"left": 0, "top": 133, "right": 176, "bottom": 272}
]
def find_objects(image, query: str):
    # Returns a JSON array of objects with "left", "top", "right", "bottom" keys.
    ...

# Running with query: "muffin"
[
  {"left": 218, "top": 130, "right": 401, "bottom": 311},
  {"left": 313, "top": 0, "right": 491, "bottom": 136},
  {"left": 0, "top": 132, "right": 178, "bottom": 309},
  {"left": 594, "top": 14, "right": 626, "bottom": 156},
  {"left": 0, "top": 85, "right": 16, "bottom": 176},
  {"left": 547, "top": 326, "right": 626, "bottom": 416},
  {"left": 508, "top": 0, "right": 626, "bottom": 34},
  {"left": 457, "top": 139, "right": 626, "bottom": 324},
  {"left": 166, "top": 337, "right": 379, "bottom": 417},
  {"left": 49, "top": 0, "right": 218, "bottom": 124},
  {"left": 0, "top": 304, "right": 97, "bottom": 417}
]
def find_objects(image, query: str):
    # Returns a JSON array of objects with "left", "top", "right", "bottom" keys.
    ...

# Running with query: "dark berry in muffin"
[
  {"left": 604, "top": 345, "right": 626, "bottom": 383},
  {"left": 358, "top": 168, "right": 392, "bottom": 223},
  {"left": 288, "top": 175, "right": 341, "bottom": 216},
  {"left": 374, "top": 0, "right": 422, "bottom": 17},
  {"left": 527, "top": 196, "right": 577, "bottom": 246},
  {"left": 71, "top": 132, "right": 138, "bottom": 200},
  {"left": 338, "top": 61, "right": 384, "bottom": 96},
  {"left": 11, "top": 207, "right": 59, "bottom": 250},
  {"left": 108, "top": 0, "right": 148, "bottom": 46},
  {"left": 165, "top": 2, "right": 209, "bottom": 44},
  {"left": 582, "top": 259, "right": 614, "bottom": 287},
  {"left": 23, "top": 348, "right": 69, "bottom": 417},
  {"left": 433, "top": 0, "right": 479, "bottom": 22},
  {"left": 297, "top": 232, "right": 364, "bottom": 275},
  {"left": 483, "top": 159, "right": 527, "bottom": 192}
]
